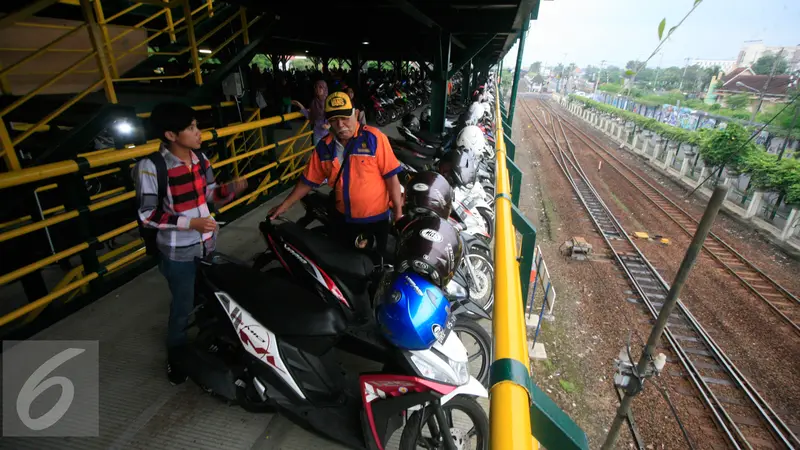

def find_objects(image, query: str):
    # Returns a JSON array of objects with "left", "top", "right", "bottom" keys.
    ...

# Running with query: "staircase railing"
[
  {"left": 0, "top": 0, "right": 259, "bottom": 172},
  {"left": 0, "top": 109, "right": 312, "bottom": 334}
]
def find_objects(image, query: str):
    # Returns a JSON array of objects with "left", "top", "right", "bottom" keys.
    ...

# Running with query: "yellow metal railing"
[
  {"left": 0, "top": 110, "right": 311, "bottom": 329},
  {"left": 490, "top": 84, "right": 538, "bottom": 450},
  {"left": 0, "top": 101, "right": 236, "bottom": 231},
  {"left": 1, "top": 0, "right": 257, "bottom": 172}
]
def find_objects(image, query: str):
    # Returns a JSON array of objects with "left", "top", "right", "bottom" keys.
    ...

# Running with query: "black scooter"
[
  {"left": 253, "top": 218, "right": 493, "bottom": 384},
  {"left": 186, "top": 252, "right": 490, "bottom": 450}
]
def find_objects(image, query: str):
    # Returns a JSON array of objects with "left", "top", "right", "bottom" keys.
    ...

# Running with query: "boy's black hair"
[{"left": 150, "top": 102, "right": 196, "bottom": 143}]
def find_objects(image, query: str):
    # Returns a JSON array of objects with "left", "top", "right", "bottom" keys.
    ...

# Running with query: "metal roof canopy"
[{"left": 229, "top": 0, "right": 539, "bottom": 66}]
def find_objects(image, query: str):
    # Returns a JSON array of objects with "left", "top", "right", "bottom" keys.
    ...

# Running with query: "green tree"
[
  {"left": 249, "top": 54, "right": 273, "bottom": 72},
  {"left": 657, "top": 66, "right": 683, "bottom": 89},
  {"left": 500, "top": 68, "right": 513, "bottom": 92},
  {"left": 529, "top": 61, "right": 542, "bottom": 74},
  {"left": 743, "top": 151, "right": 800, "bottom": 206},
  {"left": 604, "top": 66, "right": 623, "bottom": 84},
  {"left": 726, "top": 93, "right": 750, "bottom": 110},
  {"left": 752, "top": 52, "right": 789, "bottom": 75},
  {"left": 584, "top": 65, "right": 599, "bottom": 81},
  {"left": 696, "top": 65, "right": 721, "bottom": 92},
  {"left": 553, "top": 63, "right": 565, "bottom": 78},
  {"left": 698, "top": 123, "right": 757, "bottom": 182},
  {"left": 291, "top": 58, "right": 317, "bottom": 71},
  {"left": 626, "top": 60, "right": 643, "bottom": 71}
]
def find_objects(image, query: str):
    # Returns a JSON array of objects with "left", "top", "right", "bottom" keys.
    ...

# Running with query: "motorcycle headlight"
[
  {"left": 445, "top": 279, "right": 468, "bottom": 299},
  {"left": 409, "top": 352, "right": 464, "bottom": 386},
  {"left": 448, "top": 358, "right": 470, "bottom": 385}
]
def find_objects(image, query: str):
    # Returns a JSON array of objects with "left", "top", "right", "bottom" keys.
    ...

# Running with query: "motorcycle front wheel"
[
  {"left": 399, "top": 396, "right": 488, "bottom": 450},
  {"left": 376, "top": 110, "right": 388, "bottom": 126},
  {"left": 477, "top": 207, "right": 494, "bottom": 239},
  {"left": 464, "top": 253, "right": 494, "bottom": 315},
  {"left": 453, "top": 319, "right": 491, "bottom": 386}
]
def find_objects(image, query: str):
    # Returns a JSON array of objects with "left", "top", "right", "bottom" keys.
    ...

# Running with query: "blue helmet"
[{"left": 376, "top": 273, "right": 451, "bottom": 350}]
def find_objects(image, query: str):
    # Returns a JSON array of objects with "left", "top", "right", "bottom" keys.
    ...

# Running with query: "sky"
[{"left": 502, "top": 0, "right": 800, "bottom": 70}]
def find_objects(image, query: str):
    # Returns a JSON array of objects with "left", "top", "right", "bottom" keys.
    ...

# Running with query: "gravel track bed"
[{"left": 514, "top": 102, "right": 693, "bottom": 449}]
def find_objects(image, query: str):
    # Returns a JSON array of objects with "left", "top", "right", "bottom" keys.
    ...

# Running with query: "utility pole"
[
  {"left": 601, "top": 185, "right": 729, "bottom": 450},
  {"left": 594, "top": 60, "right": 606, "bottom": 93},
  {"left": 679, "top": 57, "right": 692, "bottom": 91},
  {"left": 751, "top": 48, "right": 784, "bottom": 125}
]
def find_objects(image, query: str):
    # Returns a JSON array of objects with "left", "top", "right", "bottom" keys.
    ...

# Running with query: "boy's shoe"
[{"left": 167, "top": 358, "right": 187, "bottom": 386}]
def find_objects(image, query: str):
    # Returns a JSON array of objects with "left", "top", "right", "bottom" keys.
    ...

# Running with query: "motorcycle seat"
[
  {"left": 276, "top": 221, "right": 374, "bottom": 281},
  {"left": 392, "top": 146, "right": 435, "bottom": 172},
  {"left": 199, "top": 257, "right": 346, "bottom": 337},
  {"left": 414, "top": 129, "right": 448, "bottom": 145}
]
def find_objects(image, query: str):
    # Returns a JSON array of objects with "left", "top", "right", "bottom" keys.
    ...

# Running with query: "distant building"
[
  {"left": 735, "top": 40, "right": 800, "bottom": 72},
  {"left": 714, "top": 67, "right": 793, "bottom": 109},
  {"left": 692, "top": 58, "right": 736, "bottom": 74}
]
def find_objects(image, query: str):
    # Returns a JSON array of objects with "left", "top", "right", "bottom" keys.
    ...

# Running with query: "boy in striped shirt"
[{"left": 133, "top": 102, "right": 247, "bottom": 385}]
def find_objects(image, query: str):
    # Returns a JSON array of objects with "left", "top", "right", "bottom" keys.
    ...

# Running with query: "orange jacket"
[{"left": 301, "top": 124, "right": 401, "bottom": 223}]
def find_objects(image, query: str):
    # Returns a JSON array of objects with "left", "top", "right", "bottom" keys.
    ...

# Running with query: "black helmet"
[
  {"left": 420, "top": 107, "right": 431, "bottom": 123},
  {"left": 437, "top": 148, "right": 477, "bottom": 187},
  {"left": 404, "top": 171, "right": 454, "bottom": 219},
  {"left": 395, "top": 215, "right": 463, "bottom": 288},
  {"left": 402, "top": 114, "right": 420, "bottom": 132}
]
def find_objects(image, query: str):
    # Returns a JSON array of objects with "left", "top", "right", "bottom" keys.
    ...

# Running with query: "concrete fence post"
[
  {"left": 780, "top": 208, "right": 799, "bottom": 241},
  {"left": 664, "top": 149, "right": 676, "bottom": 170},
  {"left": 745, "top": 191, "right": 764, "bottom": 219},
  {"left": 679, "top": 155, "right": 691, "bottom": 176},
  {"left": 649, "top": 138, "right": 661, "bottom": 162}
]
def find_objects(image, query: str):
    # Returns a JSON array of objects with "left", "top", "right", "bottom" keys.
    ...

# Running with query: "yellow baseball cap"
[{"left": 325, "top": 92, "right": 354, "bottom": 120}]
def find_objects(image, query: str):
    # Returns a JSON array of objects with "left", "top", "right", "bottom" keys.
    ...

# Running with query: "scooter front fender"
[{"left": 441, "top": 376, "right": 488, "bottom": 404}]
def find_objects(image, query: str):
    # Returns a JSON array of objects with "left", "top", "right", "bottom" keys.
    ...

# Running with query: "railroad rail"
[
  {"left": 542, "top": 99, "right": 800, "bottom": 336},
  {"left": 520, "top": 99, "right": 799, "bottom": 449}
]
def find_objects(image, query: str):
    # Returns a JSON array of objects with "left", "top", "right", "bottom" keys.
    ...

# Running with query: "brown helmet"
[
  {"left": 403, "top": 171, "right": 454, "bottom": 220},
  {"left": 395, "top": 215, "right": 463, "bottom": 287}
]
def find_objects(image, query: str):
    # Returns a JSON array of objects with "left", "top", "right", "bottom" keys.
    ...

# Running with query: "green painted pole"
[
  {"left": 430, "top": 30, "right": 451, "bottom": 134},
  {"left": 462, "top": 61, "right": 471, "bottom": 101},
  {"left": 507, "top": 19, "right": 530, "bottom": 130}
]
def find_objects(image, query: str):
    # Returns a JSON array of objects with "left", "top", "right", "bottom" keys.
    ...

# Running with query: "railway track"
[
  {"left": 520, "top": 99, "right": 799, "bottom": 449},
  {"left": 540, "top": 99, "right": 800, "bottom": 336}
]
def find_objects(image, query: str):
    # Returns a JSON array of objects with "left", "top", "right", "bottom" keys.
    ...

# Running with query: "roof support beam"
[
  {"left": 448, "top": 34, "right": 496, "bottom": 78},
  {"left": 0, "top": 0, "right": 60, "bottom": 31},
  {"left": 386, "top": 0, "right": 465, "bottom": 49}
]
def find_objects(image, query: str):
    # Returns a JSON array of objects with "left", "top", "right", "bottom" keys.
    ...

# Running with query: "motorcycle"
[
  {"left": 253, "top": 217, "right": 493, "bottom": 384},
  {"left": 290, "top": 189, "right": 495, "bottom": 319},
  {"left": 188, "top": 252, "right": 490, "bottom": 450}
]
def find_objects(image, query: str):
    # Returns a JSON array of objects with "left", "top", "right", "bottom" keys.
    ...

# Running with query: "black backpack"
[{"left": 136, "top": 150, "right": 213, "bottom": 259}]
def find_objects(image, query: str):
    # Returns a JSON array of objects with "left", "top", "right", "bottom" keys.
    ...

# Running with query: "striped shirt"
[{"left": 133, "top": 146, "right": 235, "bottom": 261}]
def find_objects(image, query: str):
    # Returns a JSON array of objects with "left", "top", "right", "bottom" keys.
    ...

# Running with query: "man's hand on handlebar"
[{"left": 269, "top": 202, "right": 290, "bottom": 220}]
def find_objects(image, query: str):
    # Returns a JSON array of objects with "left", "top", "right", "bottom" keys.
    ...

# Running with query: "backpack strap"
[
  {"left": 192, "top": 149, "right": 219, "bottom": 215},
  {"left": 147, "top": 151, "right": 168, "bottom": 211}
]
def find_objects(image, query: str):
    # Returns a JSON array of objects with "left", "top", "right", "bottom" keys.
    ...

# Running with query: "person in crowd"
[
  {"left": 269, "top": 92, "right": 402, "bottom": 255},
  {"left": 344, "top": 86, "right": 366, "bottom": 126},
  {"left": 275, "top": 74, "right": 293, "bottom": 129},
  {"left": 133, "top": 102, "right": 247, "bottom": 385},
  {"left": 292, "top": 79, "right": 329, "bottom": 145}
]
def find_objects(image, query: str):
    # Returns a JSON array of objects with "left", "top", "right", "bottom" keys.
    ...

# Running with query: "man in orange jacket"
[{"left": 270, "top": 92, "right": 403, "bottom": 254}]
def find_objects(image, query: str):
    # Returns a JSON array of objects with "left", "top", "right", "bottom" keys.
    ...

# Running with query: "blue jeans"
[{"left": 158, "top": 258, "right": 196, "bottom": 350}]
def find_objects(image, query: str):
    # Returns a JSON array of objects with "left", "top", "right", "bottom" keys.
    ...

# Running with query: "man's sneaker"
[{"left": 167, "top": 361, "right": 187, "bottom": 386}]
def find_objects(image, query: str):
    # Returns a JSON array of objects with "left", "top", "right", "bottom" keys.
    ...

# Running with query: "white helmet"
[
  {"left": 456, "top": 125, "right": 487, "bottom": 154},
  {"left": 466, "top": 102, "right": 484, "bottom": 125}
]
